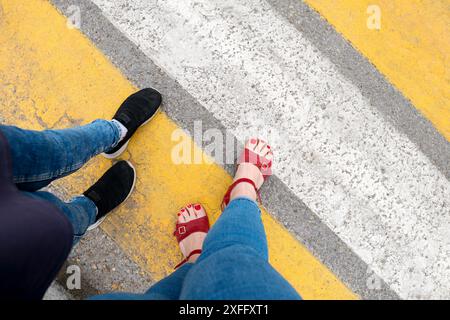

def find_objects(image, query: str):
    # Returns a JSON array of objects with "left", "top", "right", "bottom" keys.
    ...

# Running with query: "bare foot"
[
  {"left": 230, "top": 138, "right": 273, "bottom": 202},
  {"left": 176, "top": 204, "right": 208, "bottom": 264}
]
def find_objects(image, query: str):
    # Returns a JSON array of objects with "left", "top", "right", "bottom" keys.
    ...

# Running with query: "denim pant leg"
[
  {"left": 179, "top": 197, "right": 302, "bottom": 300},
  {"left": 144, "top": 263, "right": 192, "bottom": 299},
  {"left": 90, "top": 264, "right": 193, "bottom": 300},
  {"left": 0, "top": 120, "right": 121, "bottom": 191},
  {"left": 22, "top": 191, "right": 97, "bottom": 245}
]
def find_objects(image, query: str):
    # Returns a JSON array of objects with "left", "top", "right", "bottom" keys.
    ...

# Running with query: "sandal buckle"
[{"left": 178, "top": 226, "right": 186, "bottom": 235}]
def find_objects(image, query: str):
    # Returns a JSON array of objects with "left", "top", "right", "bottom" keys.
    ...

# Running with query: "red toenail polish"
[
  {"left": 194, "top": 204, "right": 201, "bottom": 210},
  {"left": 177, "top": 213, "right": 181, "bottom": 216},
  {"left": 181, "top": 209, "right": 185, "bottom": 212},
  {"left": 187, "top": 204, "right": 191, "bottom": 207},
  {"left": 251, "top": 139, "right": 257, "bottom": 144},
  {"left": 267, "top": 145, "right": 271, "bottom": 149}
]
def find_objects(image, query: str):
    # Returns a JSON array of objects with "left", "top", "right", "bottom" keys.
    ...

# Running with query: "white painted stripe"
[{"left": 92, "top": 0, "right": 450, "bottom": 299}]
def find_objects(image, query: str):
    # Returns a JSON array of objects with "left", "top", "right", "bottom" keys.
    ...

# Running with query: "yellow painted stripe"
[
  {"left": 0, "top": 0, "right": 356, "bottom": 299},
  {"left": 305, "top": 0, "right": 450, "bottom": 141}
]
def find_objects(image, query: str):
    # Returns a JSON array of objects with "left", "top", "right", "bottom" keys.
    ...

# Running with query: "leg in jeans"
[
  {"left": 22, "top": 191, "right": 97, "bottom": 244},
  {"left": 0, "top": 121, "right": 121, "bottom": 243},
  {"left": 144, "top": 263, "right": 192, "bottom": 299},
  {"left": 0, "top": 120, "right": 121, "bottom": 191},
  {"left": 179, "top": 197, "right": 301, "bottom": 300},
  {"left": 91, "top": 263, "right": 193, "bottom": 300}
]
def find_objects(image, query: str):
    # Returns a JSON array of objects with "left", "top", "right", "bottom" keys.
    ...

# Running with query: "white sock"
[{"left": 111, "top": 119, "right": 128, "bottom": 142}]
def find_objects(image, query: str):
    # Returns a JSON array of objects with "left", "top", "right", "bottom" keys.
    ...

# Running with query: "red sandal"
[
  {"left": 173, "top": 204, "right": 210, "bottom": 269},
  {"left": 222, "top": 138, "right": 273, "bottom": 209}
]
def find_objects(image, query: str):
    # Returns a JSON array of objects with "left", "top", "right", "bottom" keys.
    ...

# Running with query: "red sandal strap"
[
  {"left": 173, "top": 215, "right": 210, "bottom": 243},
  {"left": 221, "top": 178, "right": 261, "bottom": 210},
  {"left": 174, "top": 249, "right": 202, "bottom": 269}
]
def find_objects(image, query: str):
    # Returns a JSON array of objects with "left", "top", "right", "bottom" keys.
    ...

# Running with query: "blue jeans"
[
  {"left": 0, "top": 120, "right": 121, "bottom": 244},
  {"left": 92, "top": 198, "right": 302, "bottom": 300}
]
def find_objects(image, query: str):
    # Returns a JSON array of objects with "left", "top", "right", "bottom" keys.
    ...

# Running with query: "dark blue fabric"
[{"left": 0, "top": 131, "right": 73, "bottom": 300}]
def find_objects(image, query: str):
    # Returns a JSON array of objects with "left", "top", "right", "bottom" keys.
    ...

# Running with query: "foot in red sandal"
[
  {"left": 173, "top": 203, "right": 210, "bottom": 269},
  {"left": 222, "top": 138, "right": 273, "bottom": 208}
]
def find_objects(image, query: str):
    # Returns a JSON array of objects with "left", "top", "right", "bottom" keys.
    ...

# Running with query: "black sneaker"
[
  {"left": 84, "top": 161, "right": 136, "bottom": 231},
  {"left": 103, "top": 88, "right": 162, "bottom": 158}
]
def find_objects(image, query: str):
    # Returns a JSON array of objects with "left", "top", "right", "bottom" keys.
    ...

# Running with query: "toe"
[
  {"left": 177, "top": 207, "right": 188, "bottom": 222},
  {"left": 246, "top": 138, "right": 258, "bottom": 151},
  {"left": 256, "top": 139, "right": 267, "bottom": 153},
  {"left": 184, "top": 204, "right": 196, "bottom": 221},
  {"left": 193, "top": 203, "right": 206, "bottom": 218},
  {"left": 176, "top": 210, "right": 182, "bottom": 222},
  {"left": 260, "top": 143, "right": 271, "bottom": 156}
]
